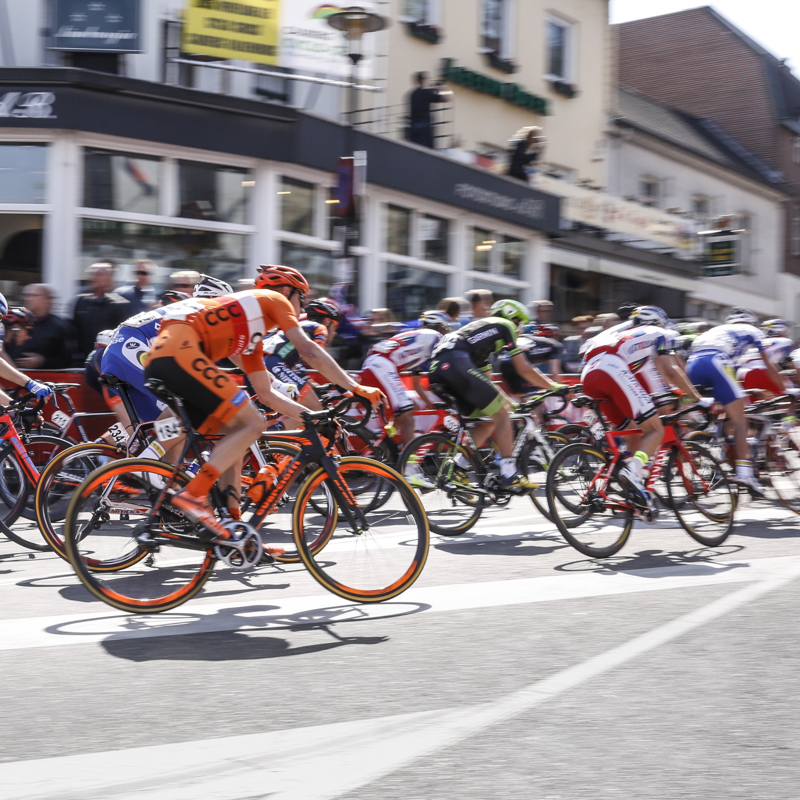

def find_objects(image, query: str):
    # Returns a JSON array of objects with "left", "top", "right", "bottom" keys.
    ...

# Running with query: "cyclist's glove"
[
  {"left": 26, "top": 379, "right": 55, "bottom": 400},
  {"left": 551, "top": 383, "right": 571, "bottom": 396},
  {"left": 696, "top": 397, "right": 716, "bottom": 409},
  {"left": 353, "top": 384, "right": 385, "bottom": 407}
]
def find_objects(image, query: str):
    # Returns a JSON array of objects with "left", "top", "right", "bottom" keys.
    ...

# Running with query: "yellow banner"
[{"left": 182, "top": 0, "right": 279, "bottom": 65}]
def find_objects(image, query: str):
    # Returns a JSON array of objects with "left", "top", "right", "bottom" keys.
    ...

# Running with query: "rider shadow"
[
  {"left": 733, "top": 516, "right": 800, "bottom": 540},
  {"left": 100, "top": 624, "right": 388, "bottom": 663},
  {"left": 554, "top": 544, "right": 747, "bottom": 575},
  {"left": 434, "top": 536, "right": 568, "bottom": 557}
]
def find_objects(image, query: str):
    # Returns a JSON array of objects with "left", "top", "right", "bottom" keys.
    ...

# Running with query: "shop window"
[
  {"left": 546, "top": 16, "right": 573, "bottom": 81},
  {"left": 501, "top": 235, "right": 524, "bottom": 278},
  {"left": 385, "top": 263, "right": 448, "bottom": 320},
  {"left": 326, "top": 186, "right": 360, "bottom": 246},
  {"left": 279, "top": 241, "right": 339, "bottom": 300},
  {"left": 386, "top": 204, "right": 412, "bottom": 255},
  {"left": 0, "top": 144, "right": 47, "bottom": 204},
  {"left": 280, "top": 177, "right": 315, "bottom": 236},
  {"left": 469, "top": 278, "right": 520, "bottom": 303},
  {"left": 80, "top": 219, "right": 247, "bottom": 290},
  {"left": 0, "top": 214, "right": 44, "bottom": 302},
  {"left": 83, "top": 149, "right": 160, "bottom": 215},
  {"left": 178, "top": 161, "right": 250, "bottom": 224},
  {"left": 471, "top": 226, "right": 493, "bottom": 271},
  {"left": 420, "top": 214, "right": 449, "bottom": 263}
]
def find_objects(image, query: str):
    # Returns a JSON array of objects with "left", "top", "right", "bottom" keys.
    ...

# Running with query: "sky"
[{"left": 610, "top": 1, "right": 800, "bottom": 75}]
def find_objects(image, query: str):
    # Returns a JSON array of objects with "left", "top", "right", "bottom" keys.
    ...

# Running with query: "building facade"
[{"left": 617, "top": 6, "right": 800, "bottom": 279}]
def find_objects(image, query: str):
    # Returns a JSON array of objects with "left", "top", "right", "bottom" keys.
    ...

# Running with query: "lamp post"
[{"left": 326, "top": 6, "right": 387, "bottom": 303}]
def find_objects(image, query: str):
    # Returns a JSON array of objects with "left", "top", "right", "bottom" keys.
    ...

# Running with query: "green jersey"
[{"left": 432, "top": 316, "right": 520, "bottom": 370}]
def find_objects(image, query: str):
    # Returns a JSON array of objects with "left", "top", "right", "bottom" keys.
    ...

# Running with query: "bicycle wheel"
[
  {"left": 397, "top": 432, "right": 485, "bottom": 536},
  {"left": 65, "top": 458, "right": 215, "bottom": 613},
  {"left": 765, "top": 434, "right": 800, "bottom": 514},
  {"left": 293, "top": 457, "right": 429, "bottom": 602},
  {"left": 0, "top": 446, "right": 29, "bottom": 530},
  {"left": 242, "top": 440, "right": 336, "bottom": 563},
  {"left": 34, "top": 441, "right": 121, "bottom": 560},
  {"left": 546, "top": 442, "right": 634, "bottom": 558},
  {"left": 520, "top": 431, "right": 568, "bottom": 522},
  {"left": 665, "top": 441, "right": 734, "bottom": 547}
]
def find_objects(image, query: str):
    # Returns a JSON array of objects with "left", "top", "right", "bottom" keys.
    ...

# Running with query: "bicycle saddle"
[
  {"left": 98, "top": 374, "right": 132, "bottom": 391},
  {"left": 143, "top": 378, "right": 177, "bottom": 404}
]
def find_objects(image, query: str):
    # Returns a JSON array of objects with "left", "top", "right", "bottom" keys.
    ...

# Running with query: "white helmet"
[
  {"left": 761, "top": 318, "right": 789, "bottom": 337},
  {"left": 725, "top": 307, "right": 758, "bottom": 326},
  {"left": 193, "top": 274, "right": 233, "bottom": 298},
  {"left": 0, "top": 292, "right": 7, "bottom": 318},
  {"left": 631, "top": 305, "right": 672, "bottom": 328},
  {"left": 419, "top": 309, "right": 451, "bottom": 330},
  {"left": 95, "top": 329, "right": 115, "bottom": 347}
]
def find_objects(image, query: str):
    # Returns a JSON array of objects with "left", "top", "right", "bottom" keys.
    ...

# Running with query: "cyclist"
[
  {"left": 686, "top": 307, "right": 784, "bottom": 497},
  {"left": 428, "top": 299, "right": 566, "bottom": 491},
  {"left": 360, "top": 309, "right": 450, "bottom": 447},
  {"left": 494, "top": 333, "right": 563, "bottom": 395},
  {"left": 99, "top": 277, "right": 233, "bottom": 460},
  {"left": 581, "top": 305, "right": 707, "bottom": 507},
  {"left": 735, "top": 319, "right": 794, "bottom": 397},
  {"left": 0, "top": 296, "right": 53, "bottom": 404},
  {"left": 262, "top": 299, "right": 340, "bottom": 417},
  {"left": 143, "top": 264, "right": 383, "bottom": 536}
]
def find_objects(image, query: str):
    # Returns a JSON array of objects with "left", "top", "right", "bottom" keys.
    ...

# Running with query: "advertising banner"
[
  {"left": 279, "top": 2, "right": 375, "bottom": 79},
  {"left": 51, "top": 0, "right": 142, "bottom": 53},
  {"left": 182, "top": 0, "right": 280, "bottom": 64}
]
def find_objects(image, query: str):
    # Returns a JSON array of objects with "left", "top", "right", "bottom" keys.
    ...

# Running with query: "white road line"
[
  {"left": 2, "top": 558, "right": 798, "bottom": 800},
  {"left": 0, "top": 556, "right": 794, "bottom": 653}
]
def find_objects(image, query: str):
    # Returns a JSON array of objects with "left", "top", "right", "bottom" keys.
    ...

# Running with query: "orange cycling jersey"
[{"left": 158, "top": 289, "right": 299, "bottom": 372}]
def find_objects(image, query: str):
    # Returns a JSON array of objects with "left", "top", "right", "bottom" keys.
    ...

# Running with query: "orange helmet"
[{"left": 255, "top": 264, "right": 310, "bottom": 295}]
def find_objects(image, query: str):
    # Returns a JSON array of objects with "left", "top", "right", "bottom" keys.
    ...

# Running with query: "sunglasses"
[{"left": 136, "top": 270, "right": 150, "bottom": 276}]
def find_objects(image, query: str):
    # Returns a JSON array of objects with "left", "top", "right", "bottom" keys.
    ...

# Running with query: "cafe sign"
[{"left": 51, "top": 0, "right": 142, "bottom": 53}]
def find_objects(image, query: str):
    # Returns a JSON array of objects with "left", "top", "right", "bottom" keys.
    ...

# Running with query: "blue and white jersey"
[
  {"left": 737, "top": 337, "right": 794, "bottom": 369},
  {"left": 111, "top": 306, "right": 170, "bottom": 347},
  {"left": 689, "top": 323, "right": 764, "bottom": 360}
]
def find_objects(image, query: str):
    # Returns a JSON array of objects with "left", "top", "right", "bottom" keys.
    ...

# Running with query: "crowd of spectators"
[{"left": 2, "top": 261, "right": 708, "bottom": 379}]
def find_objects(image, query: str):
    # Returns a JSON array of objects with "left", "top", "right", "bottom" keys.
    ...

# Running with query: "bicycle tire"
[
  {"left": 34, "top": 441, "right": 122, "bottom": 560},
  {"left": 65, "top": 458, "right": 214, "bottom": 612},
  {"left": 546, "top": 442, "right": 634, "bottom": 558},
  {"left": 397, "top": 432, "right": 485, "bottom": 536},
  {"left": 665, "top": 441, "right": 734, "bottom": 547},
  {"left": 293, "top": 456, "right": 429, "bottom": 602},
  {"left": 520, "top": 431, "right": 569, "bottom": 522},
  {"left": 765, "top": 434, "right": 800, "bottom": 515},
  {"left": 0, "top": 446, "right": 29, "bottom": 531}
]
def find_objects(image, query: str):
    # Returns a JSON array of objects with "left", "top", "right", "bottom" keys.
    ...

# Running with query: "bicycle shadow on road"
[
  {"left": 433, "top": 534, "right": 568, "bottom": 558},
  {"left": 553, "top": 543, "right": 746, "bottom": 575},
  {"left": 732, "top": 516, "right": 800, "bottom": 540},
  {"left": 46, "top": 600, "right": 427, "bottom": 662}
]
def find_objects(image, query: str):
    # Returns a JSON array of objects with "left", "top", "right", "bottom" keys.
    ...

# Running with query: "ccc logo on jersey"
[
  {"left": 191, "top": 357, "right": 229, "bottom": 388},
  {"left": 204, "top": 302, "right": 243, "bottom": 327}
]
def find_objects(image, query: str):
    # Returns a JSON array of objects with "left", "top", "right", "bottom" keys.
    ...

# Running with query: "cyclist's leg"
[{"left": 361, "top": 357, "right": 416, "bottom": 446}]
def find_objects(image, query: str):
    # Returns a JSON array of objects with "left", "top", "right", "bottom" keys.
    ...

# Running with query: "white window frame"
[
  {"left": 544, "top": 13, "right": 575, "bottom": 83},
  {"left": 399, "top": 0, "right": 440, "bottom": 26},
  {"left": 479, "top": 0, "right": 513, "bottom": 59}
]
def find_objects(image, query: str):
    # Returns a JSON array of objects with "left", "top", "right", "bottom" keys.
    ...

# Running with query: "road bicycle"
[
  {"left": 0, "top": 387, "right": 76, "bottom": 549},
  {"left": 546, "top": 394, "right": 735, "bottom": 557},
  {"left": 396, "top": 386, "right": 571, "bottom": 535},
  {"left": 63, "top": 378, "right": 430, "bottom": 613}
]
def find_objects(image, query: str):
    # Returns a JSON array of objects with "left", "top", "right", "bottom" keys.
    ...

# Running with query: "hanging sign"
[{"left": 51, "top": 0, "right": 142, "bottom": 52}]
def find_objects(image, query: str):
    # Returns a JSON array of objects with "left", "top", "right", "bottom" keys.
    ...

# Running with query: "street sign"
[
  {"left": 702, "top": 234, "right": 739, "bottom": 277},
  {"left": 51, "top": 0, "right": 142, "bottom": 53}
]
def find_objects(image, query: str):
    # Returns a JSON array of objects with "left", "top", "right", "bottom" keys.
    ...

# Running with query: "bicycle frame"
[{"left": 0, "top": 411, "right": 40, "bottom": 486}]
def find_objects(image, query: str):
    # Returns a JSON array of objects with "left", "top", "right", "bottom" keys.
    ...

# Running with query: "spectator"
[
  {"left": 117, "top": 258, "right": 157, "bottom": 315},
  {"left": 407, "top": 72, "right": 452, "bottom": 150},
  {"left": 464, "top": 288, "right": 493, "bottom": 321},
  {"left": 593, "top": 312, "right": 620, "bottom": 330},
  {"left": 168, "top": 270, "right": 201, "bottom": 294},
  {"left": 506, "top": 126, "right": 546, "bottom": 183},
  {"left": 561, "top": 315, "right": 594, "bottom": 374},
  {"left": 71, "top": 262, "right": 131, "bottom": 362},
  {"left": 13, "top": 284, "right": 73, "bottom": 369},
  {"left": 437, "top": 297, "right": 463, "bottom": 327},
  {"left": 528, "top": 299, "right": 554, "bottom": 325}
]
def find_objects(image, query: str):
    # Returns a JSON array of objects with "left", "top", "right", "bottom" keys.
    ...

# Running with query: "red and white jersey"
[
  {"left": 736, "top": 337, "right": 793, "bottom": 370},
  {"left": 367, "top": 328, "right": 442, "bottom": 372},
  {"left": 583, "top": 324, "right": 673, "bottom": 373}
]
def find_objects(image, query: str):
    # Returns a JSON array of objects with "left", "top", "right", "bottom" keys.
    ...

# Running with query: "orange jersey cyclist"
[{"left": 143, "top": 264, "right": 384, "bottom": 540}]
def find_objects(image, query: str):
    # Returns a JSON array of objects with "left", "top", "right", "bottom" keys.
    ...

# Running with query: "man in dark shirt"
[
  {"left": 117, "top": 258, "right": 157, "bottom": 315},
  {"left": 14, "top": 284, "right": 73, "bottom": 369},
  {"left": 407, "top": 72, "right": 452, "bottom": 149},
  {"left": 71, "top": 262, "right": 131, "bottom": 362}
]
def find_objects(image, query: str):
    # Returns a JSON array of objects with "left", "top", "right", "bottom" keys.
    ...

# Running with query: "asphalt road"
[{"left": 0, "top": 494, "right": 798, "bottom": 799}]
